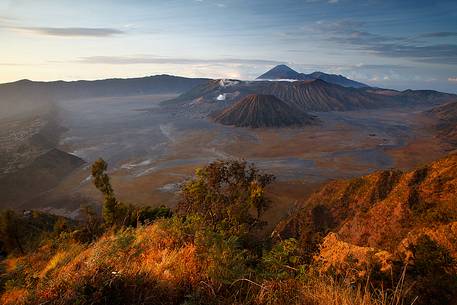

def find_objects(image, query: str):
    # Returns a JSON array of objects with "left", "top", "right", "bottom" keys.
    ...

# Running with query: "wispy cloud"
[
  {"left": 14, "top": 26, "right": 125, "bottom": 37},
  {"left": 418, "top": 32, "right": 457, "bottom": 38},
  {"left": 313, "top": 20, "right": 457, "bottom": 65},
  {"left": 76, "top": 55, "right": 285, "bottom": 66},
  {"left": 0, "top": 15, "right": 124, "bottom": 38},
  {"left": 449, "top": 77, "right": 457, "bottom": 83},
  {"left": 305, "top": 0, "right": 339, "bottom": 3},
  {"left": 0, "top": 62, "right": 26, "bottom": 66}
]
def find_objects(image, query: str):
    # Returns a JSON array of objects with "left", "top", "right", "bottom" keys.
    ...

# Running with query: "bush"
[
  {"left": 405, "top": 235, "right": 457, "bottom": 305},
  {"left": 177, "top": 160, "right": 275, "bottom": 237},
  {"left": 91, "top": 158, "right": 172, "bottom": 229},
  {"left": 261, "top": 239, "right": 304, "bottom": 280}
]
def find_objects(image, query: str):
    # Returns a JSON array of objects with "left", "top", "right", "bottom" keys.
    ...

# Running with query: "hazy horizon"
[{"left": 1, "top": 0, "right": 456, "bottom": 93}]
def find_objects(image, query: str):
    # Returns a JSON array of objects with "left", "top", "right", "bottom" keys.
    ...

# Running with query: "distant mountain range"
[
  {"left": 1, "top": 71, "right": 456, "bottom": 131},
  {"left": 0, "top": 75, "right": 210, "bottom": 120},
  {"left": 212, "top": 94, "right": 316, "bottom": 128},
  {"left": 256, "top": 64, "right": 369, "bottom": 88},
  {"left": 0, "top": 75, "right": 210, "bottom": 100}
]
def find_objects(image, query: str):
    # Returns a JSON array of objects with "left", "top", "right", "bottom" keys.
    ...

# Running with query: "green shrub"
[{"left": 406, "top": 235, "right": 457, "bottom": 305}]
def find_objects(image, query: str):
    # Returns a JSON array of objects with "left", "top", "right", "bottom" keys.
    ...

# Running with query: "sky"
[{"left": 0, "top": 0, "right": 456, "bottom": 93}]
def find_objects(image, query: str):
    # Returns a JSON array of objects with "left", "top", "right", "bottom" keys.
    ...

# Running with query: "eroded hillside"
[{"left": 274, "top": 153, "right": 457, "bottom": 250}]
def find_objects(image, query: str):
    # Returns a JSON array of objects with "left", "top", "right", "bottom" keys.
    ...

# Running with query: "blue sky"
[{"left": 0, "top": 0, "right": 456, "bottom": 92}]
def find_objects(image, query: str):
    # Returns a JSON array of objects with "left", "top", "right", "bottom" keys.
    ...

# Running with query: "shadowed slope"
[
  {"left": 428, "top": 101, "right": 457, "bottom": 144},
  {"left": 0, "top": 148, "right": 85, "bottom": 208}
]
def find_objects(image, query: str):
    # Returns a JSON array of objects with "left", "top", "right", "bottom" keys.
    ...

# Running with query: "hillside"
[
  {"left": 1, "top": 156, "right": 457, "bottom": 305},
  {"left": 213, "top": 94, "right": 316, "bottom": 128},
  {"left": 428, "top": 101, "right": 457, "bottom": 144},
  {"left": 274, "top": 153, "right": 457, "bottom": 251},
  {"left": 0, "top": 148, "right": 85, "bottom": 208}
]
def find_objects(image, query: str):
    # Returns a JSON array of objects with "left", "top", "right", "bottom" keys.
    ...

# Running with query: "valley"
[
  {"left": 0, "top": 68, "right": 455, "bottom": 223},
  {"left": 15, "top": 93, "right": 451, "bottom": 222}
]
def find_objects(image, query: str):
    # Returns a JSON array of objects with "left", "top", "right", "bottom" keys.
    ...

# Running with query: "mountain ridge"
[
  {"left": 257, "top": 64, "right": 369, "bottom": 88},
  {"left": 164, "top": 78, "right": 457, "bottom": 118},
  {"left": 273, "top": 153, "right": 457, "bottom": 251}
]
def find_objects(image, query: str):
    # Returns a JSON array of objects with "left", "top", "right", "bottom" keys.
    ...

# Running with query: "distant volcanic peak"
[
  {"left": 256, "top": 64, "right": 302, "bottom": 80},
  {"left": 256, "top": 65, "right": 369, "bottom": 88},
  {"left": 213, "top": 94, "right": 315, "bottom": 128}
]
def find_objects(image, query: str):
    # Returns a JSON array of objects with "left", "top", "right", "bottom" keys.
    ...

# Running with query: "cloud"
[
  {"left": 76, "top": 55, "right": 285, "bottom": 66},
  {"left": 0, "top": 16, "right": 12, "bottom": 22},
  {"left": 314, "top": 20, "right": 457, "bottom": 65},
  {"left": 0, "top": 62, "right": 26, "bottom": 66},
  {"left": 418, "top": 32, "right": 457, "bottom": 38},
  {"left": 448, "top": 77, "right": 457, "bottom": 83},
  {"left": 15, "top": 26, "right": 124, "bottom": 37},
  {"left": 305, "top": 0, "right": 339, "bottom": 3}
]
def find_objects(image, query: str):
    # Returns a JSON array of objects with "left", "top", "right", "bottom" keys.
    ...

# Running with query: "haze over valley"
[{"left": 1, "top": 65, "right": 455, "bottom": 222}]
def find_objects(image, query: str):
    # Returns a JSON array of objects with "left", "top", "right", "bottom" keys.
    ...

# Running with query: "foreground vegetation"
[{"left": 1, "top": 157, "right": 456, "bottom": 304}]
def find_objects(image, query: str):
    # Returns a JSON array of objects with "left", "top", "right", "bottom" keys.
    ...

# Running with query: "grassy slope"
[{"left": 1, "top": 219, "right": 407, "bottom": 305}]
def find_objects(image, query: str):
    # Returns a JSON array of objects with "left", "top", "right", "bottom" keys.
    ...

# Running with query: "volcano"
[
  {"left": 257, "top": 65, "right": 369, "bottom": 88},
  {"left": 213, "top": 94, "right": 315, "bottom": 128}
]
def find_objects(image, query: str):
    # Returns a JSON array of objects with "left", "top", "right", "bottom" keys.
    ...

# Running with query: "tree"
[
  {"left": 91, "top": 158, "right": 172, "bottom": 228},
  {"left": 91, "top": 158, "right": 118, "bottom": 225},
  {"left": 177, "top": 160, "right": 275, "bottom": 235}
]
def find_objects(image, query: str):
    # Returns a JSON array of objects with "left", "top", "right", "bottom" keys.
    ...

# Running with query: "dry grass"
[
  {"left": 0, "top": 218, "right": 416, "bottom": 305},
  {"left": 254, "top": 273, "right": 409, "bottom": 305}
]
